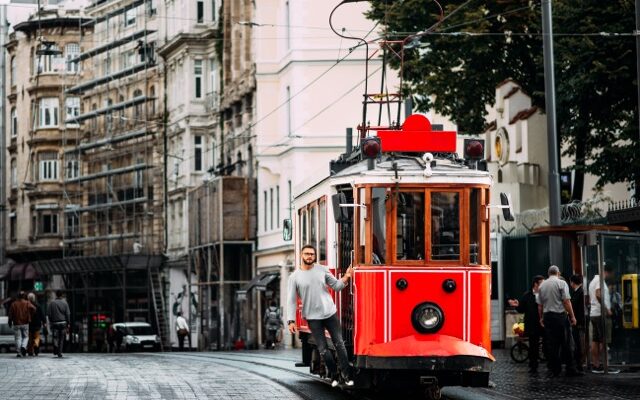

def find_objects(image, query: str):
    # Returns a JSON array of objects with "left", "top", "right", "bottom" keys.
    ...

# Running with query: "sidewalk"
[{"left": 464, "top": 348, "right": 640, "bottom": 400}]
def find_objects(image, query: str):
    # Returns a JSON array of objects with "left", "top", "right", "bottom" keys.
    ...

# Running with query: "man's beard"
[{"left": 303, "top": 258, "right": 315, "bottom": 266}]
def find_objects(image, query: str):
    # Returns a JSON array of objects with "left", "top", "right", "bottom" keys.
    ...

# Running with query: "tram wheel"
[{"left": 510, "top": 342, "right": 529, "bottom": 363}]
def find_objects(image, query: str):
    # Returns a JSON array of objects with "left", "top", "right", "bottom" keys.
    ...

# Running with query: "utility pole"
[
  {"left": 635, "top": 0, "right": 640, "bottom": 202},
  {"left": 541, "top": 0, "right": 563, "bottom": 267},
  {"left": 218, "top": 177, "right": 225, "bottom": 350}
]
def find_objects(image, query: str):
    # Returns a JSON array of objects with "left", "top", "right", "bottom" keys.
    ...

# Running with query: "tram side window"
[
  {"left": 319, "top": 200, "right": 326, "bottom": 262},
  {"left": 431, "top": 192, "right": 460, "bottom": 261},
  {"left": 469, "top": 189, "right": 480, "bottom": 264},
  {"left": 396, "top": 192, "right": 425, "bottom": 260},
  {"left": 300, "top": 209, "right": 308, "bottom": 245},
  {"left": 310, "top": 204, "right": 318, "bottom": 250},
  {"left": 372, "top": 188, "right": 386, "bottom": 264}
]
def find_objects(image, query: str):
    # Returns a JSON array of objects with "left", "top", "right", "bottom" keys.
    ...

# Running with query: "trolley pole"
[{"left": 541, "top": 0, "right": 563, "bottom": 267}]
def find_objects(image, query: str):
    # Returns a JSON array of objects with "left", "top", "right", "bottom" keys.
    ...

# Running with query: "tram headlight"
[{"left": 412, "top": 302, "right": 444, "bottom": 334}]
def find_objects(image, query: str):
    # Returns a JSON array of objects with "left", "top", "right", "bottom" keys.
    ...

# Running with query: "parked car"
[
  {"left": 0, "top": 316, "right": 15, "bottom": 353},
  {"left": 112, "top": 322, "right": 160, "bottom": 352}
]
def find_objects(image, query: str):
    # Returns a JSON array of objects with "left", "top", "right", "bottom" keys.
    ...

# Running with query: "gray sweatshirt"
[
  {"left": 48, "top": 298, "right": 71, "bottom": 323},
  {"left": 286, "top": 264, "right": 346, "bottom": 322}
]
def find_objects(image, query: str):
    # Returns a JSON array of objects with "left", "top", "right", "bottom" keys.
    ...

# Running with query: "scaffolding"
[{"left": 60, "top": 0, "right": 167, "bottom": 347}]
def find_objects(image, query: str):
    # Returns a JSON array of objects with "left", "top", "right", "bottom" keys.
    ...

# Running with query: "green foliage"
[{"left": 366, "top": 0, "right": 639, "bottom": 189}]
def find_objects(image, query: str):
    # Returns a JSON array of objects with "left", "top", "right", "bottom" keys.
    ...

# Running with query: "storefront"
[{"left": 580, "top": 231, "right": 640, "bottom": 371}]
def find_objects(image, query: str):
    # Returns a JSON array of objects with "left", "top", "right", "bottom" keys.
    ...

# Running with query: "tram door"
[{"left": 336, "top": 188, "right": 355, "bottom": 359}]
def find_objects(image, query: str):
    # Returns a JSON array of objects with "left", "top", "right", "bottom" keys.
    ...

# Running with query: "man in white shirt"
[
  {"left": 588, "top": 265, "right": 615, "bottom": 373},
  {"left": 175, "top": 312, "right": 190, "bottom": 351},
  {"left": 287, "top": 244, "right": 354, "bottom": 387}
]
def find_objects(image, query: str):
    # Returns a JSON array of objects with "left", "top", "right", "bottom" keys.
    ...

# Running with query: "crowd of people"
[
  {"left": 7, "top": 290, "right": 71, "bottom": 358},
  {"left": 508, "top": 264, "right": 621, "bottom": 377}
]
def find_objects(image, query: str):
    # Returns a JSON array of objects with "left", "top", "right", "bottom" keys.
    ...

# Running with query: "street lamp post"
[{"left": 541, "top": 0, "right": 563, "bottom": 267}]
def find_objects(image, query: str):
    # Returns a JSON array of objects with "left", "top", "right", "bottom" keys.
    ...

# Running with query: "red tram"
[{"left": 288, "top": 115, "right": 511, "bottom": 397}]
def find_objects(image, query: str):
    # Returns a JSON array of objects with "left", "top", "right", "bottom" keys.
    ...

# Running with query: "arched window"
[
  {"left": 236, "top": 151, "right": 243, "bottom": 175},
  {"left": 10, "top": 56, "right": 16, "bottom": 86},
  {"left": 10, "top": 108, "right": 17, "bottom": 137},
  {"left": 118, "top": 95, "right": 125, "bottom": 127},
  {"left": 10, "top": 159, "right": 17, "bottom": 189},
  {"left": 133, "top": 89, "right": 143, "bottom": 121},
  {"left": 65, "top": 43, "right": 80, "bottom": 73},
  {"left": 149, "top": 86, "right": 155, "bottom": 116}
]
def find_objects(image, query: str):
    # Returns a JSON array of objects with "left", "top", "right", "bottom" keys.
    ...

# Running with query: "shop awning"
[
  {"left": 32, "top": 254, "right": 165, "bottom": 275},
  {"left": 242, "top": 272, "right": 279, "bottom": 292},
  {"left": 0, "top": 262, "right": 38, "bottom": 281},
  {"left": 0, "top": 259, "right": 15, "bottom": 280}
]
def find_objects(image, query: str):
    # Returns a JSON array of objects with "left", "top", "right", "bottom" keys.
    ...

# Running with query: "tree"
[{"left": 366, "top": 0, "right": 639, "bottom": 195}]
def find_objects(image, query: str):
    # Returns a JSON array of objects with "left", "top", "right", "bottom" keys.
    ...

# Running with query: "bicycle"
[{"left": 510, "top": 335, "right": 546, "bottom": 363}]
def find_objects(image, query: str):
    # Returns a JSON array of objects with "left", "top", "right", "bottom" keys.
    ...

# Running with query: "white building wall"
[{"left": 254, "top": 0, "right": 402, "bottom": 347}]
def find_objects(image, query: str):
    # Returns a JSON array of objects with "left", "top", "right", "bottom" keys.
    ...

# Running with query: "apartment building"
[{"left": 3, "top": 7, "right": 90, "bottom": 297}]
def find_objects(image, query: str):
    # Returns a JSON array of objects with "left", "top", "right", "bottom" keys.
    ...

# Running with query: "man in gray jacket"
[
  {"left": 47, "top": 290, "right": 71, "bottom": 358},
  {"left": 287, "top": 244, "right": 353, "bottom": 387}
]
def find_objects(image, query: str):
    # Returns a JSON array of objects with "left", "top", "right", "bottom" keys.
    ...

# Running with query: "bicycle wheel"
[{"left": 510, "top": 342, "right": 529, "bottom": 363}]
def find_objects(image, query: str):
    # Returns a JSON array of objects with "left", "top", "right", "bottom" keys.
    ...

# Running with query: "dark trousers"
[
  {"left": 307, "top": 313, "right": 351, "bottom": 380},
  {"left": 51, "top": 322, "right": 67, "bottom": 355},
  {"left": 178, "top": 332, "right": 191, "bottom": 351},
  {"left": 543, "top": 312, "right": 574, "bottom": 375},
  {"left": 265, "top": 328, "right": 278, "bottom": 348},
  {"left": 528, "top": 332, "right": 541, "bottom": 370},
  {"left": 572, "top": 326, "right": 584, "bottom": 370}
]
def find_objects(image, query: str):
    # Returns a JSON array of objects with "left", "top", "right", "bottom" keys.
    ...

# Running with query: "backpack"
[{"left": 266, "top": 307, "right": 280, "bottom": 326}]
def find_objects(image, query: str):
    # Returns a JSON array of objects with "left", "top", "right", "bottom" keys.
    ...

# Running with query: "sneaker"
[
  {"left": 607, "top": 368, "right": 620, "bottom": 374},
  {"left": 344, "top": 379, "right": 354, "bottom": 387},
  {"left": 591, "top": 366, "right": 604, "bottom": 374},
  {"left": 331, "top": 380, "right": 339, "bottom": 388},
  {"left": 20, "top": 347, "right": 27, "bottom": 357},
  {"left": 16, "top": 353, "right": 22, "bottom": 358},
  {"left": 57, "top": 353, "right": 63, "bottom": 358}
]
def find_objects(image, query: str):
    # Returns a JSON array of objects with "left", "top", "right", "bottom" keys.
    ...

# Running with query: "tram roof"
[
  {"left": 294, "top": 155, "right": 492, "bottom": 203},
  {"left": 331, "top": 155, "right": 492, "bottom": 184}
]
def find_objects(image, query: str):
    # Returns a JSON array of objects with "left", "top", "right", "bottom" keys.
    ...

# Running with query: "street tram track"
[{"left": 148, "top": 352, "right": 368, "bottom": 400}]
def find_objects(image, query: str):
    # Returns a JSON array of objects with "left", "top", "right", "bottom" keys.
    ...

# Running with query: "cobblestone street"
[
  {"left": 0, "top": 353, "right": 304, "bottom": 400},
  {"left": 1, "top": 348, "right": 640, "bottom": 399}
]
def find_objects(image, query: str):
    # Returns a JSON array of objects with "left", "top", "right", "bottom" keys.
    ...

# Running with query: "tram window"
[
  {"left": 310, "top": 204, "right": 318, "bottom": 250},
  {"left": 372, "top": 188, "right": 386, "bottom": 264},
  {"left": 396, "top": 192, "right": 425, "bottom": 260},
  {"left": 431, "top": 192, "right": 460, "bottom": 261},
  {"left": 319, "top": 200, "right": 327, "bottom": 262},
  {"left": 469, "top": 189, "right": 480, "bottom": 264},
  {"left": 301, "top": 209, "right": 308, "bottom": 245}
]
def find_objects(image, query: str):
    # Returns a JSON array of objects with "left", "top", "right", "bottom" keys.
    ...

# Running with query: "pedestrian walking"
[
  {"left": 569, "top": 275, "right": 586, "bottom": 371},
  {"left": 175, "top": 312, "right": 190, "bottom": 351},
  {"left": 27, "top": 292, "right": 46, "bottom": 356},
  {"left": 588, "top": 265, "right": 619, "bottom": 373},
  {"left": 263, "top": 301, "right": 283, "bottom": 349},
  {"left": 287, "top": 244, "right": 354, "bottom": 387},
  {"left": 508, "top": 275, "right": 545, "bottom": 373},
  {"left": 8, "top": 291, "right": 35, "bottom": 357},
  {"left": 47, "top": 290, "right": 71, "bottom": 358},
  {"left": 537, "top": 265, "right": 582, "bottom": 377}
]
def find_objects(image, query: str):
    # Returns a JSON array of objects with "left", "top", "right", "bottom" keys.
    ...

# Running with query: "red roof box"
[{"left": 377, "top": 114, "right": 456, "bottom": 153}]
